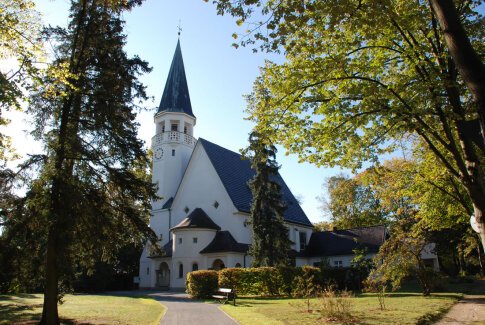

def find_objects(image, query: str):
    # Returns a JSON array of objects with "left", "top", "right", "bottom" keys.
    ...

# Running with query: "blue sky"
[{"left": 9, "top": 0, "right": 352, "bottom": 223}]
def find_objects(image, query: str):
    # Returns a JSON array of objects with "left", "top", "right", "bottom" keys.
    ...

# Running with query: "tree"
[
  {"left": 209, "top": 0, "right": 485, "bottom": 248},
  {"left": 0, "top": 0, "right": 42, "bottom": 163},
  {"left": 1, "top": 1, "right": 159, "bottom": 323},
  {"left": 367, "top": 219, "right": 438, "bottom": 296},
  {"left": 245, "top": 131, "right": 291, "bottom": 267},
  {"left": 320, "top": 174, "right": 387, "bottom": 229}
]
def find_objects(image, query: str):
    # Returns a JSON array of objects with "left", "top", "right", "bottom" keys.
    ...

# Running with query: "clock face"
[{"left": 154, "top": 147, "right": 164, "bottom": 160}]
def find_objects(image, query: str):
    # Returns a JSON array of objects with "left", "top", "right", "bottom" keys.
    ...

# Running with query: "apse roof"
[
  {"left": 199, "top": 138, "right": 313, "bottom": 227},
  {"left": 200, "top": 231, "right": 249, "bottom": 254},
  {"left": 171, "top": 208, "right": 221, "bottom": 231},
  {"left": 158, "top": 39, "right": 194, "bottom": 117}
]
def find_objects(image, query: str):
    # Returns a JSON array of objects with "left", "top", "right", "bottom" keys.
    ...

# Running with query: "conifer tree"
[
  {"left": 2, "top": 1, "right": 158, "bottom": 323},
  {"left": 246, "top": 131, "right": 291, "bottom": 267}
]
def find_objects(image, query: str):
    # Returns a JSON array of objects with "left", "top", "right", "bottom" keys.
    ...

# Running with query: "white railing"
[{"left": 152, "top": 131, "right": 196, "bottom": 147}]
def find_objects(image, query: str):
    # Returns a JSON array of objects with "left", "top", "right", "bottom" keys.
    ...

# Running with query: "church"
[{"left": 138, "top": 40, "right": 421, "bottom": 290}]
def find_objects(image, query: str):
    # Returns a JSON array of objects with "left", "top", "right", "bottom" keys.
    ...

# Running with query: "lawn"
[
  {"left": 220, "top": 291, "right": 462, "bottom": 325},
  {"left": 0, "top": 293, "right": 165, "bottom": 324}
]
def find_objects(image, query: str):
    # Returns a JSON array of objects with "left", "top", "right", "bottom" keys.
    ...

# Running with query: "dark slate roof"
[
  {"left": 171, "top": 208, "right": 221, "bottom": 231},
  {"left": 305, "top": 225, "right": 387, "bottom": 257},
  {"left": 199, "top": 138, "right": 313, "bottom": 227},
  {"left": 148, "top": 240, "right": 173, "bottom": 258},
  {"left": 200, "top": 231, "right": 250, "bottom": 254},
  {"left": 158, "top": 39, "right": 194, "bottom": 117},
  {"left": 162, "top": 197, "right": 173, "bottom": 209}
]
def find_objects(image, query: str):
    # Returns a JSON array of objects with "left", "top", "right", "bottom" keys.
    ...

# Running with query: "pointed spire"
[{"left": 158, "top": 39, "right": 194, "bottom": 117}]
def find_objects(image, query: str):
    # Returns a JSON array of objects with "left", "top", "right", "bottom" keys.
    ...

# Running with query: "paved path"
[{"left": 143, "top": 291, "right": 237, "bottom": 325}]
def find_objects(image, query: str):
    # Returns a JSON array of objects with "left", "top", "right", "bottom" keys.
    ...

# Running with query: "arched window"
[
  {"left": 235, "top": 263, "right": 242, "bottom": 268},
  {"left": 192, "top": 263, "right": 199, "bottom": 271},
  {"left": 212, "top": 259, "right": 225, "bottom": 271},
  {"left": 178, "top": 263, "right": 183, "bottom": 278}
]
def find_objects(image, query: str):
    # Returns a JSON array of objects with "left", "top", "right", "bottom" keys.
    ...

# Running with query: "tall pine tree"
[
  {"left": 6, "top": 1, "right": 158, "bottom": 323},
  {"left": 246, "top": 131, "right": 291, "bottom": 267}
]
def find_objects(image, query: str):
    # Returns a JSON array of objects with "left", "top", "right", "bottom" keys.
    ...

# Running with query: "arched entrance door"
[
  {"left": 212, "top": 259, "right": 225, "bottom": 271},
  {"left": 157, "top": 262, "right": 170, "bottom": 287}
]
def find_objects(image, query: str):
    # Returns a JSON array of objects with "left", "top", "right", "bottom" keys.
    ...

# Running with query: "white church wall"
[
  {"left": 170, "top": 143, "right": 252, "bottom": 245},
  {"left": 171, "top": 228, "right": 216, "bottom": 258}
]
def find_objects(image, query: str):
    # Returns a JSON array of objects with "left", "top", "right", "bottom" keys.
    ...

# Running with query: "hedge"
[
  {"left": 186, "top": 266, "right": 364, "bottom": 298},
  {"left": 186, "top": 270, "right": 218, "bottom": 298}
]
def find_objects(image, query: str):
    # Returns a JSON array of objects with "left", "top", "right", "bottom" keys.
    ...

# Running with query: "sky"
[{"left": 4, "top": 0, "right": 352, "bottom": 223}]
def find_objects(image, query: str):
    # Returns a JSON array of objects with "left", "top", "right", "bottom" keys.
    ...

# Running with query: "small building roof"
[
  {"left": 148, "top": 240, "right": 173, "bottom": 258},
  {"left": 305, "top": 225, "right": 387, "bottom": 257},
  {"left": 200, "top": 230, "right": 250, "bottom": 254},
  {"left": 171, "top": 208, "right": 221, "bottom": 231},
  {"left": 199, "top": 138, "right": 313, "bottom": 227},
  {"left": 158, "top": 39, "right": 194, "bottom": 117}
]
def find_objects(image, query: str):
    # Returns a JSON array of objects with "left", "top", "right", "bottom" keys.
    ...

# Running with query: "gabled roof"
[
  {"left": 162, "top": 197, "right": 173, "bottom": 209},
  {"left": 158, "top": 39, "right": 194, "bottom": 117},
  {"left": 198, "top": 138, "right": 313, "bottom": 227},
  {"left": 305, "top": 225, "right": 387, "bottom": 257},
  {"left": 171, "top": 208, "right": 220, "bottom": 231},
  {"left": 200, "top": 231, "right": 249, "bottom": 254}
]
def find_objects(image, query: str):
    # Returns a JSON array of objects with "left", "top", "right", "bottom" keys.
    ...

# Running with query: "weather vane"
[{"left": 177, "top": 20, "right": 182, "bottom": 37}]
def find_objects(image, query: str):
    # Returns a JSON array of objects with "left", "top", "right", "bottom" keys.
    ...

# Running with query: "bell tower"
[{"left": 152, "top": 39, "right": 196, "bottom": 212}]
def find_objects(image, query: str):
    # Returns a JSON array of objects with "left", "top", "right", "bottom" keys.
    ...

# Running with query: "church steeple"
[{"left": 158, "top": 39, "right": 194, "bottom": 118}]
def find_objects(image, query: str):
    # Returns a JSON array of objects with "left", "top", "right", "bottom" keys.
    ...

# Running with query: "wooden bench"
[{"left": 212, "top": 288, "right": 236, "bottom": 305}]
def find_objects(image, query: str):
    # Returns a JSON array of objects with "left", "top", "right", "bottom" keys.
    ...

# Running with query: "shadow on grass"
[{"left": 0, "top": 293, "right": 39, "bottom": 301}]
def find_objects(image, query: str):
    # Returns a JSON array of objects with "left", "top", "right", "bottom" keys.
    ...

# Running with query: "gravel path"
[
  {"left": 435, "top": 294, "right": 485, "bottom": 324},
  {"left": 435, "top": 281, "right": 485, "bottom": 325}
]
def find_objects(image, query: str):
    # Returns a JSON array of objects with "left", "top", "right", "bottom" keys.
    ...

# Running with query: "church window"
[
  {"left": 213, "top": 201, "right": 219, "bottom": 209},
  {"left": 162, "top": 125, "right": 165, "bottom": 133},
  {"left": 178, "top": 263, "right": 184, "bottom": 278},
  {"left": 235, "top": 263, "right": 242, "bottom": 268},
  {"left": 178, "top": 237, "right": 182, "bottom": 244},
  {"left": 192, "top": 263, "right": 198, "bottom": 271},
  {"left": 171, "top": 123, "right": 178, "bottom": 131},
  {"left": 299, "top": 231, "right": 307, "bottom": 251},
  {"left": 184, "top": 126, "right": 188, "bottom": 134},
  {"left": 193, "top": 237, "right": 198, "bottom": 244},
  {"left": 172, "top": 149, "right": 175, "bottom": 156},
  {"left": 184, "top": 206, "right": 189, "bottom": 213},
  {"left": 146, "top": 267, "right": 150, "bottom": 275}
]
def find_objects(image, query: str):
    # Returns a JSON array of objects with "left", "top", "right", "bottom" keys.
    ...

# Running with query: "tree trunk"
[
  {"left": 39, "top": 233, "right": 59, "bottom": 325},
  {"left": 430, "top": 0, "right": 485, "bottom": 143}
]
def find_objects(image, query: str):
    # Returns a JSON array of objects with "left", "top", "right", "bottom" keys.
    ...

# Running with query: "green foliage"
[
  {"left": 321, "top": 174, "right": 387, "bottom": 228},
  {"left": 186, "top": 270, "right": 219, "bottom": 299},
  {"left": 0, "top": 0, "right": 43, "bottom": 163},
  {"left": 212, "top": 0, "right": 485, "bottom": 252},
  {"left": 245, "top": 131, "right": 291, "bottom": 267}
]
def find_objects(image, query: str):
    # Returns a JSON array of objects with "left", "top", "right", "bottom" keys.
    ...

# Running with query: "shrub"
[
  {"left": 318, "top": 286, "right": 353, "bottom": 322},
  {"left": 186, "top": 270, "right": 218, "bottom": 298}
]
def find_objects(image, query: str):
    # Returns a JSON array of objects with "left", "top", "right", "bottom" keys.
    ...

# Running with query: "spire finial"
[{"left": 177, "top": 20, "right": 182, "bottom": 37}]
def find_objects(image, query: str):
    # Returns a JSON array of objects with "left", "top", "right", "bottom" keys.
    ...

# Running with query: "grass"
[
  {"left": 220, "top": 289, "right": 467, "bottom": 324},
  {"left": 0, "top": 293, "right": 165, "bottom": 324}
]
